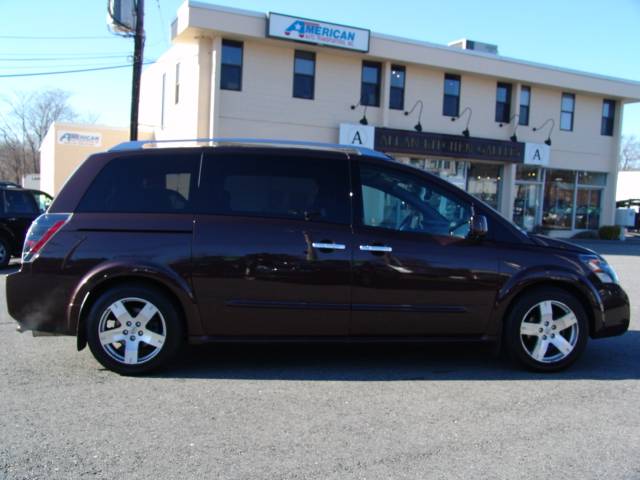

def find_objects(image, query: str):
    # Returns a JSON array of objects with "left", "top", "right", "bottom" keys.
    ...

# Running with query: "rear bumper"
[
  {"left": 591, "top": 283, "right": 630, "bottom": 339},
  {"left": 6, "top": 266, "right": 74, "bottom": 335}
]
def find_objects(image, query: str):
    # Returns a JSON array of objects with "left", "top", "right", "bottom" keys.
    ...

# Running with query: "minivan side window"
[
  {"left": 358, "top": 163, "right": 471, "bottom": 238},
  {"left": 199, "top": 154, "right": 350, "bottom": 225},
  {"left": 77, "top": 154, "right": 200, "bottom": 213},
  {"left": 4, "top": 190, "right": 38, "bottom": 215}
]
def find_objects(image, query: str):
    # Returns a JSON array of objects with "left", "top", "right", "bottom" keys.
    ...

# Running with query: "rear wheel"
[
  {"left": 86, "top": 284, "right": 183, "bottom": 375},
  {"left": 504, "top": 287, "right": 588, "bottom": 372},
  {"left": 0, "top": 237, "right": 10, "bottom": 268}
]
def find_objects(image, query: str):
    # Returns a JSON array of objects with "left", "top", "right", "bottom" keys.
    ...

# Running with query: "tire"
[
  {"left": 504, "top": 287, "right": 588, "bottom": 372},
  {"left": 86, "top": 284, "right": 184, "bottom": 375},
  {"left": 0, "top": 237, "right": 11, "bottom": 268}
]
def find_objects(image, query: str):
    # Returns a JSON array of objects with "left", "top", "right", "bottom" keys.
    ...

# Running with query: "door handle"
[
  {"left": 359, "top": 244, "right": 393, "bottom": 253},
  {"left": 312, "top": 242, "right": 346, "bottom": 250}
]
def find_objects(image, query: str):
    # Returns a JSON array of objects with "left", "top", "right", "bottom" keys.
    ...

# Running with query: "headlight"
[{"left": 580, "top": 254, "right": 619, "bottom": 284}]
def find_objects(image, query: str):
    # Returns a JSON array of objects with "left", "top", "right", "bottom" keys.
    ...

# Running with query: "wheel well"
[
  {"left": 76, "top": 276, "right": 188, "bottom": 351},
  {"left": 501, "top": 281, "right": 595, "bottom": 338}
]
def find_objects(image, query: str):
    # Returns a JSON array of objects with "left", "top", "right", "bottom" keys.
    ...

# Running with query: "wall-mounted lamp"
[
  {"left": 532, "top": 118, "right": 555, "bottom": 146},
  {"left": 451, "top": 106, "right": 472, "bottom": 138},
  {"left": 499, "top": 114, "right": 520, "bottom": 142},
  {"left": 350, "top": 102, "right": 368, "bottom": 125},
  {"left": 404, "top": 100, "right": 424, "bottom": 132}
]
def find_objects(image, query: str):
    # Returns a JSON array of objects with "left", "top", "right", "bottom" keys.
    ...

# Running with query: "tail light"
[{"left": 22, "top": 213, "right": 72, "bottom": 263}]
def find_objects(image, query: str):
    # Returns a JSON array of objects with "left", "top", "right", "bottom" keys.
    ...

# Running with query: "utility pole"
[{"left": 129, "top": 0, "right": 145, "bottom": 141}]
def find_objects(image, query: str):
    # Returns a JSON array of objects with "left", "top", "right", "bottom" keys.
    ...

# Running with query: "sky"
[{"left": 1, "top": 0, "right": 639, "bottom": 137}]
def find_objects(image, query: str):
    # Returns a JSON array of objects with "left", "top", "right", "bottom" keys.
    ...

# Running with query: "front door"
[
  {"left": 192, "top": 149, "right": 353, "bottom": 336},
  {"left": 351, "top": 161, "right": 501, "bottom": 336}
]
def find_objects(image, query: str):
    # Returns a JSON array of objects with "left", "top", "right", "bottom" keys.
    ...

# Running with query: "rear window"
[
  {"left": 77, "top": 154, "right": 200, "bottom": 213},
  {"left": 3, "top": 190, "right": 38, "bottom": 215},
  {"left": 198, "top": 153, "right": 351, "bottom": 224}
]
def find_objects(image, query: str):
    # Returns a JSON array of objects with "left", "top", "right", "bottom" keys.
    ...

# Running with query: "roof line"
[
  {"left": 372, "top": 31, "right": 640, "bottom": 87},
  {"left": 184, "top": 0, "right": 640, "bottom": 88}
]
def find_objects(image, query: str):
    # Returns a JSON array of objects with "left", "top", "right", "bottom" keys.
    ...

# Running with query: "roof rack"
[{"left": 109, "top": 137, "right": 389, "bottom": 159}]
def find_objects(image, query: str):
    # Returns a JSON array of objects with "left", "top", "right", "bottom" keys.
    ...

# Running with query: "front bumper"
[{"left": 591, "top": 283, "right": 630, "bottom": 338}]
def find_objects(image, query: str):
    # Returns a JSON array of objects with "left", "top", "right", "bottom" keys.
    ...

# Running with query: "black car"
[
  {"left": 0, "top": 186, "right": 52, "bottom": 267},
  {"left": 5, "top": 139, "right": 630, "bottom": 375}
]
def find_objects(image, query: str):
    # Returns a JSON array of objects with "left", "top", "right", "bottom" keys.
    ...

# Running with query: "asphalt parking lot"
[{"left": 1, "top": 241, "right": 639, "bottom": 480}]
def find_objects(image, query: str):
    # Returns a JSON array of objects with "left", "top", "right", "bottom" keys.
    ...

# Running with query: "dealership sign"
[
  {"left": 268, "top": 13, "right": 370, "bottom": 52},
  {"left": 57, "top": 131, "right": 102, "bottom": 147}
]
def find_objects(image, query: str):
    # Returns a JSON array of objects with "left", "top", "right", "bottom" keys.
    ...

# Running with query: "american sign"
[{"left": 268, "top": 13, "right": 370, "bottom": 52}]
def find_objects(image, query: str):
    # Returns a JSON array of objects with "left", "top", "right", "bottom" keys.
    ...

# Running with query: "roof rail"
[{"left": 109, "top": 137, "right": 389, "bottom": 159}]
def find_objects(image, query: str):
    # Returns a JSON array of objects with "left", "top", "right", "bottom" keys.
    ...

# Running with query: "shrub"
[{"left": 598, "top": 225, "right": 622, "bottom": 240}]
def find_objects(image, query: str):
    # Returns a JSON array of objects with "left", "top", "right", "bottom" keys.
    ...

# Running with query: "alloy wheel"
[
  {"left": 97, "top": 297, "right": 167, "bottom": 365},
  {"left": 519, "top": 300, "right": 579, "bottom": 364}
]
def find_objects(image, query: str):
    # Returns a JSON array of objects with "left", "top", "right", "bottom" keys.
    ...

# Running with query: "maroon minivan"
[{"left": 6, "top": 140, "right": 630, "bottom": 374}]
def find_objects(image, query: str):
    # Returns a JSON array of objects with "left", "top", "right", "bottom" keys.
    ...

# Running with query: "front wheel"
[
  {"left": 86, "top": 284, "right": 184, "bottom": 375},
  {"left": 504, "top": 287, "right": 589, "bottom": 372}
]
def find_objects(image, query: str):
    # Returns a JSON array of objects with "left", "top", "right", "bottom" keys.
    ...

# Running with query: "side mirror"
[{"left": 470, "top": 214, "right": 488, "bottom": 238}]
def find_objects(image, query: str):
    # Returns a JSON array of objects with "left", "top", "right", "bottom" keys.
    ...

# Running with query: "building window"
[
  {"left": 221, "top": 39, "right": 243, "bottom": 91},
  {"left": 443, "top": 73, "right": 460, "bottom": 117},
  {"left": 389, "top": 65, "right": 405, "bottom": 110},
  {"left": 513, "top": 165, "right": 543, "bottom": 232},
  {"left": 160, "top": 73, "right": 166, "bottom": 129},
  {"left": 601, "top": 99, "right": 615, "bottom": 136},
  {"left": 543, "top": 169, "right": 575, "bottom": 229},
  {"left": 519, "top": 86, "right": 531, "bottom": 126},
  {"left": 174, "top": 63, "right": 180, "bottom": 104},
  {"left": 293, "top": 50, "right": 315, "bottom": 100},
  {"left": 495, "top": 82, "right": 512, "bottom": 123},
  {"left": 560, "top": 93, "right": 575, "bottom": 131},
  {"left": 576, "top": 171, "right": 606, "bottom": 230},
  {"left": 360, "top": 61, "right": 381, "bottom": 107},
  {"left": 466, "top": 163, "right": 502, "bottom": 210}
]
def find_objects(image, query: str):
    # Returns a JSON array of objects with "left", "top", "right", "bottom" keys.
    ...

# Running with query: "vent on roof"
[{"left": 448, "top": 39, "right": 498, "bottom": 55}]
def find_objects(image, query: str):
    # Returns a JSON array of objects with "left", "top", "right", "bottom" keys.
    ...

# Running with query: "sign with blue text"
[
  {"left": 524, "top": 143, "right": 550, "bottom": 166},
  {"left": 268, "top": 13, "right": 370, "bottom": 52}
]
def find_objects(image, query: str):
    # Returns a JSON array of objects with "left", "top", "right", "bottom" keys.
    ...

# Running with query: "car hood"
[{"left": 528, "top": 234, "right": 596, "bottom": 255}]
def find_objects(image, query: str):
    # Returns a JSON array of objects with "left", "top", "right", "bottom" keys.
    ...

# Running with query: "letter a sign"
[
  {"left": 339, "top": 123, "right": 375, "bottom": 149},
  {"left": 524, "top": 142, "right": 550, "bottom": 166}
]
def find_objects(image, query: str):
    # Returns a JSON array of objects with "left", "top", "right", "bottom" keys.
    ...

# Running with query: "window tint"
[
  {"left": 360, "top": 61, "right": 381, "bottom": 107},
  {"left": 389, "top": 65, "right": 405, "bottom": 110},
  {"left": 293, "top": 50, "right": 315, "bottom": 99},
  {"left": 519, "top": 86, "right": 531, "bottom": 126},
  {"left": 560, "top": 93, "right": 575, "bottom": 131},
  {"left": 4, "top": 190, "right": 38, "bottom": 215},
  {"left": 443, "top": 74, "right": 460, "bottom": 117},
  {"left": 199, "top": 154, "right": 350, "bottom": 225},
  {"left": 77, "top": 154, "right": 200, "bottom": 213},
  {"left": 221, "top": 40, "right": 243, "bottom": 91},
  {"left": 495, "top": 82, "right": 512, "bottom": 123},
  {"left": 358, "top": 163, "right": 471, "bottom": 238},
  {"left": 601, "top": 99, "right": 615, "bottom": 136}
]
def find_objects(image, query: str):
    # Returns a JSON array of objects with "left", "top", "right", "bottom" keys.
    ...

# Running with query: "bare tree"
[
  {"left": 620, "top": 135, "right": 640, "bottom": 171},
  {"left": 0, "top": 89, "right": 78, "bottom": 182}
]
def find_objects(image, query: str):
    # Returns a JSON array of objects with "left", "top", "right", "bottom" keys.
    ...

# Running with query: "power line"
[
  {"left": 0, "top": 62, "right": 133, "bottom": 70},
  {"left": 0, "top": 62, "right": 155, "bottom": 78},
  {"left": 0, "top": 54, "right": 133, "bottom": 62},
  {"left": 0, "top": 35, "right": 117, "bottom": 40}
]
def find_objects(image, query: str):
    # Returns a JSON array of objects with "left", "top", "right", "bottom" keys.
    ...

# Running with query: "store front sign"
[
  {"left": 339, "top": 123, "right": 375, "bottom": 149},
  {"left": 268, "top": 13, "right": 370, "bottom": 52},
  {"left": 524, "top": 142, "right": 550, "bottom": 166},
  {"left": 374, "top": 127, "right": 524, "bottom": 163},
  {"left": 57, "top": 131, "right": 102, "bottom": 147}
]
